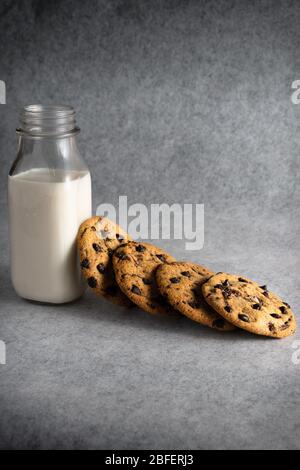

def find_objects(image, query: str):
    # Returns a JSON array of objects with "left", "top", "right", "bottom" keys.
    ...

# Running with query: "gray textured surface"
[{"left": 0, "top": 0, "right": 300, "bottom": 449}]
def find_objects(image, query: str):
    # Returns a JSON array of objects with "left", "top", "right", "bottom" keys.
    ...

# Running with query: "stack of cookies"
[{"left": 77, "top": 216, "right": 297, "bottom": 339}]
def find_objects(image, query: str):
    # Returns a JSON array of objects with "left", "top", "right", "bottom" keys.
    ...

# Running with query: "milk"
[{"left": 8, "top": 169, "right": 92, "bottom": 303}]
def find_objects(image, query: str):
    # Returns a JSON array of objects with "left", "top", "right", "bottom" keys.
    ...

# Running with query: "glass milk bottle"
[{"left": 8, "top": 105, "right": 92, "bottom": 303}]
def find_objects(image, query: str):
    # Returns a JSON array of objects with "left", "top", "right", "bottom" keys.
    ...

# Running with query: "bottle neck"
[
  {"left": 17, "top": 105, "right": 79, "bottom": 138},
  {"left": 10, "top": 105, "right": 89, "bottom": 178}
]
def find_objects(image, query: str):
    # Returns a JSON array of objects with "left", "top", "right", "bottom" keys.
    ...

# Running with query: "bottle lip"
[
  {"left": 17, "top": 104, "right": 80, "bottom": 138},
  {"left": 22, "top": 104, "right": 75, "bottom": 116}
]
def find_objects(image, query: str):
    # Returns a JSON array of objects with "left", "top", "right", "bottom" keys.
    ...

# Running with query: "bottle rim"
[{"left": 17, "top": 104, "right": 80, "bottom": 138}]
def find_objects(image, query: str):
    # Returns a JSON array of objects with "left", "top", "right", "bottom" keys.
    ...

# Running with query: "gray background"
[{"left": 0, "top": 0, "right": 300, "bottom": 449}]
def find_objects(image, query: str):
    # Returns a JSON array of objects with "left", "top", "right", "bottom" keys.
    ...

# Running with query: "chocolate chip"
[
  {"left": 92, "top": 243, "right": 102, "bottom": 253},
  {"left": 252, "top": 303, "right": 261, "bottom": 310},
  {"left": 279, "top": 306, "right": 288, "bottom": 314},
  {"left": 116, "top": 233, "right": 124, "bottom": 242},
  {"left": 283, "top": 302, "right": 290, "bottom": 309},
  {"left": 136, "top": 244, "right": 146, "bottom": 253},
  {"left": 259, "top": 285, "right": 268, "bottom": 291},
  {"left": 214, "top": 282, "right": 233, "bottom": 299},
  {"left": 97, "top": 263, "right": 106, "bottom": 274},
  {"left": 238, "top": 313, "right": 250, "bottom": 322},
  {"left": 142, "top": 278, "right": 152, "bottom": 285},
  {"left": 115, "top": 251, "right": 129, "bottom": 261},
  {"left": 213, "top": 318, "right": 225, "bottom": 329},
  {"left": 270, "top": 313, "right": 281, "bottom": 319},
  {"left": 170, "top": 277, "right": 180, "bottom": 284},
  {"left": 280, "top": 324, "right": 289, "bottom": 330},
  {"left": 87, "top": 277, "right": 97, "bottom": 288},
  {"left": 80, "top": 258, "right": 89, "bottom": 269},
  {"left": 224, "top": 305, "right": 232, "bottom": 313},
  {"left": 232, "top": 289, "right": 242, "bottom": 297},
  {"left": 181, "top": 271, "right": 191, "bottom": 277},
  {"left": 156, "top": 254, "right": 166, "bottom": 262},
  {"left": 263, "top": 291, "right": 269, "bottom": 298},
  {"left": 268, "top": 322, "right": 276, "bottom": 332},
  {"left": 222, "top": 289, "right": 232, "bottom": 299},
  {"left": 131, "top": 285, "right": 141, "bottom": 295},
  {"left": 238, "top": 277, "right": 248, "bottom": 283},
  {"left": 91, "top": 226, "right": 96, "bottom": 231}
]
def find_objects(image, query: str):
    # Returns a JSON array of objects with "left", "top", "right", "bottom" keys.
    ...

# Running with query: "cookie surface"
[
  {"left": 156, "top": 262, "right": 235, "bottom": 331},
  {"left": 112, "top": 241, "right": 177, "bottom": 315},
  {"left": 202, "top": 273, "right": 297, "bottom": 338},
  {"left": 77, "top": 216, "right": 132, "bottom": 306}
]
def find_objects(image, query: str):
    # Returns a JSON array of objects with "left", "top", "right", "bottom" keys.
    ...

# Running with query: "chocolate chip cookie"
[
  {"left": 77, "top": 216, "right": 132, "bottom": 306},
  {"left": 202, "top": 273, "right": 297, "bottom": 338},
  {"left": 112, "top": 241, "right": 177, "bottom": 315},
  {"left": 156, "top": 262, "right": 235, "bottom": 331}
]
